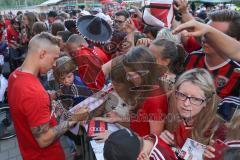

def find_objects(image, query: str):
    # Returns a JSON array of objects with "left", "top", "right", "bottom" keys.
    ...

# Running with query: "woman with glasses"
[{"left": 160, "top": 68, "right": 223, "bottom": 149}]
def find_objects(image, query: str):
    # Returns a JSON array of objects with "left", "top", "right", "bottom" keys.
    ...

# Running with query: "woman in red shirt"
[
  {"left": 7, "top": 19, "right": 20, "bottom": 48},
  {"left": 121, "top": 46, "right": 168, "bottom": 137},
  {"left": 160, "top": 68, "right": 222, "bottom": 149},
  {"left": 22, "top": 12, "right": 38, "bottom": 45},
  {"left": 95, "top": 46, "right": 168, "bottom": 137},
  {"left": 7, "top": 18, "right": 21, "bottom": 71}
]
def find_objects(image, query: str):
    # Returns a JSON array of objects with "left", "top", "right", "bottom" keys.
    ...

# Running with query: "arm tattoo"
[
  {"left": 52, "top": 121, "right": 70, "bottom": 140},
  {"left": 31, "top": 122, "right": 50, "bottom": 138},
  {"left": 31, "top": 121, "right": 71, "bottom": 141}
]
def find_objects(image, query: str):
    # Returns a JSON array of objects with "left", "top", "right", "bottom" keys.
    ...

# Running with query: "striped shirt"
[
  {"left": 226, "top": 140, "right": 240, "bottom": 148},
  {"left": 144, "top": 134, "right": 177, "bottom": 160},
  {"left": 184, "top": 52, "right": 240, "bottom": 98}
]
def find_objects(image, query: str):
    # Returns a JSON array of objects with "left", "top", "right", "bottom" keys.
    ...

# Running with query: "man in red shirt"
[
  {"left": 184, "top": 10, "right": 240, "bottom": 98},
  {"left": 66, "top": 34, "right": 108, "bottom": 91},
  {"left": 6, "top": 19, "right": 20, "bottom": 48},
  {"left": 8, "top": 32, "right": 77, "bottom": 160}
]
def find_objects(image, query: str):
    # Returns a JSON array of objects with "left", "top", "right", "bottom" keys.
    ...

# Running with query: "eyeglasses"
[{"left": 175, "top": 90, "right": 206, "bottom": 105}]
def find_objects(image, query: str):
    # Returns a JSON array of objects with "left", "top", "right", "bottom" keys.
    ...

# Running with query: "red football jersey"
[{"left": 184, "top": 52, "right": 240, "bottom": 98}]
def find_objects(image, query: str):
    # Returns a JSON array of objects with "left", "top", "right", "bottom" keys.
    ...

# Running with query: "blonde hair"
[
  {"left": 226, "top": 110, "right": 240, "bottom": 140},
  {"left": 166, "top": 68, "right": 218, "bottom": 144},
  {"left": 157, "top": 28, "right": 181, "bottom": 44}
]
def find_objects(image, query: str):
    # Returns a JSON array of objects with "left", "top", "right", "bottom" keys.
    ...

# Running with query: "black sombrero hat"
[
  {"left": 76, "top": 15, "right": 112, "bottom": 44},
  {"left": 64, "top": 19, "right": 76, "bottom": 32}
]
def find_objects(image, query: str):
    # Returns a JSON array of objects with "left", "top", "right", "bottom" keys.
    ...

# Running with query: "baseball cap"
[{"left": 104, "top": 129, "right": 141, "bottom": 160}]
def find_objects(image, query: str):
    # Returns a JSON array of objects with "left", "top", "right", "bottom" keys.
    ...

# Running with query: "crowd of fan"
[{"left": 3, "top": 0, "right": 240, "bottom": 160}]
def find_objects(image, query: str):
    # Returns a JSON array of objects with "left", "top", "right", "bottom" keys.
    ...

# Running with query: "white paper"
[
  {"left": 178, "top": 138, "right": 205, "bottom": 160},
  {"left": 86, "top": 123, "right": 120, "bottom": 160},
  {"left": 69, "top": 84, "right": 112, "bottom": 114}
]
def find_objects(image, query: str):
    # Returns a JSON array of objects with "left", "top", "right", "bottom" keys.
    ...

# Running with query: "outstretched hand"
[{"left": 172, "top": 20, "right": 211, "bottom": 37}]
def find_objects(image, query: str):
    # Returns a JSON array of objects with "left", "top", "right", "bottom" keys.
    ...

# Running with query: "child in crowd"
[
  {"left": 52, "top": 55, "right": 92, "bottom": 157},
  {"left": 46, "top": 31, "right": 73, "bottom": 90},
  {"left": 53, "top": 55, "right": 92, "bottom": 106}
]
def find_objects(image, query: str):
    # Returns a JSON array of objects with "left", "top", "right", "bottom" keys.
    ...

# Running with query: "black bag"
[
  {"left": 65, "top": 125, "right": 97, "bottom": 160},
  {"left": 81, "top": 126, "right": 97, "bottom": 160}
]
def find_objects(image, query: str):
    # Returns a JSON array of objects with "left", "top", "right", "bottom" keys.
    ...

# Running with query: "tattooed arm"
[{"left": 30, "top": 120, "right": 77, "bottom": 148}]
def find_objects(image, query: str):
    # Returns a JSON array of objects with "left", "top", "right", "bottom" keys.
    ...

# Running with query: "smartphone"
[{"left": 206, "top": 139, "right": 229, "bottom": 160}]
